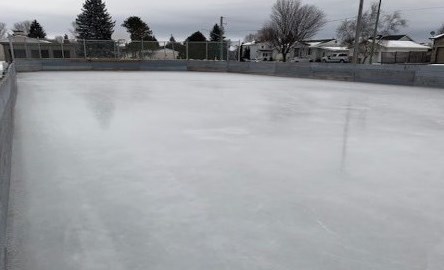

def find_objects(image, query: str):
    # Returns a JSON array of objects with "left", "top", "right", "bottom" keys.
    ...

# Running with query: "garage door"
[{"left": 437, "top": 47, "right": 444, "bottom": 64}]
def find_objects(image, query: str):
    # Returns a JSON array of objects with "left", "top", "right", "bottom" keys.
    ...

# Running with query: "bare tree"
[
  {"left": 13, "top": 20, "right": 32, "bottom": 35},
  {"left": 69, "top": 21, "right": 78, "bottom": 38},
  {"left": 0, "top": 22, "right": 7, "bottom": 38},
  {"left": 259, "top": 0, "right": 326, "bottom": 62},
  {"left": 337, "top": 2, "right": 407, "bottom": 63},
  {"left": 243, "top": 33, "right": 258, "bottom": 43}
]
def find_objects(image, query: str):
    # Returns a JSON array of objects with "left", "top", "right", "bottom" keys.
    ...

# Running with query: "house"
[
  {"left": 151, "top": 48, "right": 179, "bottom": 60},
  {"left": 242, "top": 41, "right": 275, "bottom": 61},
  {"left": 369, "top": 35, "right": 430, "bottom": 64},
  {"left": 292, "top": 39, "right": 349, "bottom": 62},
  {"left": 0, "top": 32, "right": 77, "bottom": 62},
  {"left": 430, "top": 33, "right": 444, "bottom": 64}
]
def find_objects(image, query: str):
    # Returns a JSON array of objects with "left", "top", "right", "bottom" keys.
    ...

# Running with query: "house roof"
[
  {"left": 243, "top": 41, "right": 256, "bottom": 46},
  {"left": 431, "top": 33, "right": 444, "bottom": 40},
  {"left": 0, "top": 35, "right": 51, "bottom": 44},
  {"left": 379, "top": 35, "right": 410, "bottom": 41},
  {"left": 300, "top": 39, "right": 336, "bottom": 47},
  {"left": 379, "top": 40, "right": 430, "bottom": 50},
  {"left": 303, "top": 39, "right": 335, "bottom": 43},
  {"left": 322, "top": 46, "right": 349, "bottom": 51}
]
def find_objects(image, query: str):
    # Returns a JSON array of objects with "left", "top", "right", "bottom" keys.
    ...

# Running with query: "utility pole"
[
  {"left": 220, "top": 16, "right": 224, "bottom": 61},
  {"left": 352, "top": 0, "right": 365, "bottom": 64},
  {"left": 369, "top": 0, "right": 382, "bottom": 64}
]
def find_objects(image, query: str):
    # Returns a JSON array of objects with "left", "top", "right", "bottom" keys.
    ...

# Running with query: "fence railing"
[{"left": 5, "top": 38, "right": 241, "bottom": 62}]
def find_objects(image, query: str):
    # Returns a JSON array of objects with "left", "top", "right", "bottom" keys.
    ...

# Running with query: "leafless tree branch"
[{"left": 259, "top": 0, "right": 326, "bottom": 62}]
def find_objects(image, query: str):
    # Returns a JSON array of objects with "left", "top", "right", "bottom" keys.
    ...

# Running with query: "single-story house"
[
  {"left": 0, "top": 32, "right": 77, "bottom": 62},
  {"left": 431, "top": 33, "right": 444, "bottom": 64},
  {"left": 151, "top": 48, "right": 179, "bottom": 60},
  {"left": 292, "top": 39, "right": 349, "bottom": 62},
  {"left": 368, "top": 35, "right": 430, "bottom": 64}
]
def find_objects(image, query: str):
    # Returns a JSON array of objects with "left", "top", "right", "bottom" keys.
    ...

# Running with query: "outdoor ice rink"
[{"left": 7, "top": 71, "right": 444, "bottom": 270}]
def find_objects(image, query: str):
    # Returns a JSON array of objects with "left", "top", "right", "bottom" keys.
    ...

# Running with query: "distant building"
[
  {"left": 242, "top": 41, "right": 275, "bottom": 61},
  {"left": 151, "top": 48, "right": 179, "bottom": 60},
  {"left": 292, "top": 39, "right": 349, "bottom": 62},
  {"left": 430, "top": 33, "right": 444, "bottom": 64},
  {"left": 0, "top": 32, "right": 77, "bottom": 62},
  {"left": 368, "top": 35, "right": 430, "bottom": 64}
]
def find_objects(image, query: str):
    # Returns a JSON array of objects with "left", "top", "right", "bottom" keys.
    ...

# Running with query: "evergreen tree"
[
  {"left": 185, "top": 31, "right": 207, "bottom": 59},
  {"left": 122, "top": 16, "right": 156, "bottom": 41},
  {"left": 122, "top": 16, "right": 159, "bottom": 59},
  {"left": 169, "top": 35, "right": 176, "bottom": 43},
  {"left": 75, "top": 0, "right": 115, "bottom": 40},
  {"left": 186, "top": 31, "right": 207, "bottom": 42},
  {"left": 210, "top": 24, "right": 224, "bottom": 42},
  {"left": 28, "top": 20, "right": 46, "bottom": 38}
]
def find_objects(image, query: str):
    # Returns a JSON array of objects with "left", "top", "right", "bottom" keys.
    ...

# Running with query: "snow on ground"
[{"left": 7, "top": 71, "right": 444, "bottom": 270}]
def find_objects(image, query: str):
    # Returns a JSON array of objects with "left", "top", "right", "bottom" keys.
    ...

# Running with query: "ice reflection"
[{"left": 83, "top": 90, "right": 116, "bottom": 129}]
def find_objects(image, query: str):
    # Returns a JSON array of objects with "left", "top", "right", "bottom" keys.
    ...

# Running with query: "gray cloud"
[{"left": 1, "top": 0, "right": 443, "bottom": 42}]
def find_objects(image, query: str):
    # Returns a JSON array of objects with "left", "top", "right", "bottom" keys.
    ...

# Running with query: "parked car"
[
  {"left": 290, "top": 57, "right": 313, "bottom": 63},
  {"left": 322, "top": 53, "right": 350, "bottom": 63}
]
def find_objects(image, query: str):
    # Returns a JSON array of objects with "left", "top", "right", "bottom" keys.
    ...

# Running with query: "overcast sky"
[{"left": 1, "top": 0, "right": 443, "bottom": 42}]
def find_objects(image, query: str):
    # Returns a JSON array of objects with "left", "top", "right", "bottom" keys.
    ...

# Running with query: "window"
[
  {"left": 14, "top": 49, "right": 27, "bottom": 58},
  {"left": 308, "top": 48, "right": 312, "bottom": 55},
  {"left": 53, "top": 50, "right": 63, "bottom": 58},
  {"left": 41, "top": 50, "right": 50, "bottom": 58},
  {"left": 31, "top": 50, "right": 40, "bottom": 58}
]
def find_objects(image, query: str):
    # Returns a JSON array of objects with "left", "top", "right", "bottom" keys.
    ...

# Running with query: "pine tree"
[
  {"left": 28, "top": 20, "right": 47, "bottom": 39},
  {"left": 75, "top": 0, "right": 115, "bottom": 40},
  {"left": 122, "top": 16, "right": 156, "bottom": 41},
  {"left": 210, "top": 24, "right": 224, "bottom": 42},
  {"left": 186, "top": 31, "right": 207, "bottom": 42}
]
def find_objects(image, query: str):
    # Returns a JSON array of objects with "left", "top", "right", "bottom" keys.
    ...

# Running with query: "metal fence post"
[
  {"left": 114, "top": 41, "right": 117, "bottom": 59},
  {"left": 164, "top": 41, "right": 167, "bottom": 60},
  {"left": 206, "top": 41, "right": 208, "bottom": 60},
  {"left": 24, "top": 37, "right": 30, "bottom": 59},
  {"left": 141, "top": 39, "right": 144, "bottom": 60},
  {"left": 186, "top": 42, "right": 189, "bottom": 60},
  {"left": 38, "top": 38, "right": 42, "bottom": 59},
  {"left": 226, "top": 41, "right": 229, "bottom": 61},
  {"left": 61, "top": 41, "right": 65, "bottom": 59},
  {"left": 9, "top": 36, "right": 15, "bottom": 62},
  {"left": 238, "top": 41, "right": 241, "bottom": 62},
  {"left": 83, "top": 39, "right": 87, "bottom": 59}
]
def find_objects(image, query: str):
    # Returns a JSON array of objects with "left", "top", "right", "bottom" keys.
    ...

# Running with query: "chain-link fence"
[
  {"left": 4, "top": 38, "right": 241, "bottom": 62},
  {"left": 381, "top": 51, "right": 431, "bottom": 64}
]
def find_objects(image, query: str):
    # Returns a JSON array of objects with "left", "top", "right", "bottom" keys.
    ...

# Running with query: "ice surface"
[{"left": 7, "top": 71, "right": 444, "bottom": 270}]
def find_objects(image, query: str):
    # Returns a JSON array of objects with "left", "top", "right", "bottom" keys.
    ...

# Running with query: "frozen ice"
[{"left": 7, "top": 71, "right": 444, "bottom": 270}]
